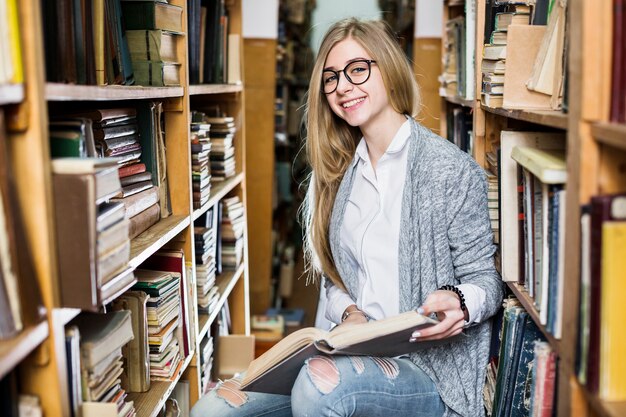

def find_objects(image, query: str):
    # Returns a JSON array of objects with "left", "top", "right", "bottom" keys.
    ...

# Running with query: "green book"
[
  {"left": 131, "top": 60, "right": 181, "bottom": 86},
  {"left": 121, "top": 1, "right": 183, "bottom": 33}
]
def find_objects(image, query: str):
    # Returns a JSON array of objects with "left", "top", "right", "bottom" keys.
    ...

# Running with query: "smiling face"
[{"left": 323, "top": 37, "right": 394, "bottom": 131}]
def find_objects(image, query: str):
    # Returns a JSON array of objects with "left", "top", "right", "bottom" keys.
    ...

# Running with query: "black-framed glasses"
[{"left": 321, "top": 59, "right": 377, "bottom": 94}]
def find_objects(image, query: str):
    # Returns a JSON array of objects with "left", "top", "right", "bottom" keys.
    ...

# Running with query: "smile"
[{"left": 342, "top": 97, "right": 365, "bottom": 108}]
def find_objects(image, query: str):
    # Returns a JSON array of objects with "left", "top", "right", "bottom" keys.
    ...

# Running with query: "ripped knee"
[
  {"left": 216, "top": 378, "right": 249, "bottom": 408},
  {"left": 370, "top": 357, "right": 400, "bottom": 380},
  {"left": 305, "top": 355, "right": 340, "bottom": 394}
]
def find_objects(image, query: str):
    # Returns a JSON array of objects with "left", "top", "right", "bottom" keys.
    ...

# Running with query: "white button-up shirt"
[{"left": 325, "top": 119, "right": 486, "bottom": 325}]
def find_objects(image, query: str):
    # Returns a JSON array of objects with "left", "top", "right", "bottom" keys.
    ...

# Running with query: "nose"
[{"left": 336, "top": 73, "right": 353, "bottom": 94}]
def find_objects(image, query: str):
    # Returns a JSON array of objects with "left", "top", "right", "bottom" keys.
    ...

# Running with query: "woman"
[{"left": 192, "top": 17, "right": 503, "bottom": 417}]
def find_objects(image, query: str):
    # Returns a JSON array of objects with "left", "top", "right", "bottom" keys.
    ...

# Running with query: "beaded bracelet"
[{"left": 438, "top": 285, "right": 467, "bottom": 312}]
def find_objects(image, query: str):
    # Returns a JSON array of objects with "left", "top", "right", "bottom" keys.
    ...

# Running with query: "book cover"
[
  {"left": 499, "top": 131, "right": 565, "bottom": 283},
  {"left": 121, "top": 1, "right": 183, "bottom": 33},
  {"left": 241, "top": 311, "right": 465, "bottom": 395}
]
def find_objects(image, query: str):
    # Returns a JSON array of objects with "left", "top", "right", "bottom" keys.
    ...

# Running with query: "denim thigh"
[
  {"left": 190, "top": 377, "right": 292, "bottom": 417},
  {"left": 291, "top": 356, "right": 445, "bottom": 417}
]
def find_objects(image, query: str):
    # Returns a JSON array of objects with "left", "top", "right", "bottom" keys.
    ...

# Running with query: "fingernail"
[
  {"left": 409, "top": 337, "right": 416, "bottom": 343},
  {"left": 417, "top": 307, "right": 424, "bottom": 315},
  {"left": 411, "top": 331, "right": 421, "bottom": 338}
]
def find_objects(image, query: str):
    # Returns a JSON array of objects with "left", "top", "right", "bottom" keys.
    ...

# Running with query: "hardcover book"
[{"left": 241, "top": 310, "right": 465, "bottom": 395}]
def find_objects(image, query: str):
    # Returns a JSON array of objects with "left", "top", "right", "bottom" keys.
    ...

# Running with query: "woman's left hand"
[{"left": 409, "top": 290, "right": 468, "bottom": 342}]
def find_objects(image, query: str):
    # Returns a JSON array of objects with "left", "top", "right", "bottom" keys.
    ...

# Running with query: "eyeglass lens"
[{"left": 322, "top": 60, "right": 372, "bottom": 94}]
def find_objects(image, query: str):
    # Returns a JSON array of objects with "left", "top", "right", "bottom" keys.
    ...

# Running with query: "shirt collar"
[{"left": 352, "top": 117, "right": 412, "bottom": 167}]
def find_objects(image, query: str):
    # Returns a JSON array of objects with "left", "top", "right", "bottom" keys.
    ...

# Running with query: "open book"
[{"left": 241, "top": 310, "right": 465, "bottom": 395}]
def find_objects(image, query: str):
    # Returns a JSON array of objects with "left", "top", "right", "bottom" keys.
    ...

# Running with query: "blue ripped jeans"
[{"left": 190, "top": 356, "right": 446, "bottom": 417}]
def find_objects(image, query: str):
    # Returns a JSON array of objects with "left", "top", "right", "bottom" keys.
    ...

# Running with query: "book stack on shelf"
[
  {"left": 190, "top": 112, "right": 213, "bottom": 208},
  {"left": 208, "top": 115, "right": 237, "bottom": 181},
  {"left": 480, "top": 1, "right": 532, "bottom": 108},
  {"left": 133, "top": 269, "right": 183, "bottom": 381},
  {"left": 122, "top": 1, "right": 184, "bottom": 87},
  {"left": 577, "top": 194, "right": 626, "bottom": 403},
  {"left": 68, "top": 311, "right": 136, "bottom": 417},
  {"left": 187, "top": 0, "right": 242, "bottom": 85},
  {"left": 52, "top": 158, "right": 135, "bottom": 310},
  {"left": 439, "top": 0, "right": 475, "bottom": 101},
  {"left": 199, "top": 334, "right": 215, "bottom": 395},
  {"left": 3, "top": 0, "right": 251, "bottom": 416},
  {"left": 220, "top": 196, "right": 245, "bottom": 270},
  {"left": 195, "top": 207, "right": 220, "bottom": 315},
  {"left": 485, "top": 297, "right": 556, "bottom": 417}
]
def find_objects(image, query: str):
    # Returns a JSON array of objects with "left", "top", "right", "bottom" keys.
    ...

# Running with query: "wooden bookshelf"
[
  {"left": 197, "top": 263, "right": 246, "bottom": 341},
  {"left": 0, "top": 321, "right": 49, "bottom": 380},
  {"left": 480, "top": 104, "right": 569, "bottom": 130},
  {"left": 129, "top": 215, "right": 190, "bottom": 269},
  {"left": 444, "top": 94, "right": 474, "bottom": 108},
  {"left": 45, "top": 84, "right": 184, "bottom": 101},
  {"left": 591, "top": 122, "right": 626, "bottom": 151},
  {"left": 4, "top": 0, "right": 251, "bottom": 415},
  {"left": 0, "top": 84, "right": 25, "bottom": 105},
  {"left": 127, "top": 354, "right": 195, "bottom": 417},
  {"left": 192, "top": 173, "right": 245, "bottom": 222},
  {"left": 189, "top": 83, "right": 244, "bottom": 96},
  {"left": 580, "top": 386, "right": 626, "bottom": 417},
  {"left": 506, "top": 282, "right": 561, "bottom": 355}
]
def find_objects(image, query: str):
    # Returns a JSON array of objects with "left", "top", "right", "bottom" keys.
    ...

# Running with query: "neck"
[{"left": 361, "top": 110, "right": 407, "bottom": 168}]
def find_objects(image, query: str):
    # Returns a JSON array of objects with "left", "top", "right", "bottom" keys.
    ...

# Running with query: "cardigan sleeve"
[{"left": 445, "top": 157, "right": 504, "bottom": 321}]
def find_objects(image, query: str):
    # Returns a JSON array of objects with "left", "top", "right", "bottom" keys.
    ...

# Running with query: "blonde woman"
[{"left": 191, "top": 17, "right": 503, "bottom": 417}]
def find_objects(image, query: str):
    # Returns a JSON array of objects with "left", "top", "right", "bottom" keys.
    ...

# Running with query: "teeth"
[{"left": 342, "top": 98, "right": 365, "bottom": 108}]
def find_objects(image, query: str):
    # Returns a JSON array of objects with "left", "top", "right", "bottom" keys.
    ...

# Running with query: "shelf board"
[
  {"left": 129, "top": 215, "right": 190, "bottom": 269},
  {"left": 591, "top": 122, "right": 626, "bottom": 151},
  {"left": 0, "top": 83, "right": 25, "bottom": 105},
  {"left": 505, "top": 281, "right": 561, "bottom": 354},
  {"left": 189, "top": 83, "right": 243, "bottom": 95},
  {"left": 127, "top": 353, "right": 194, "bottom": 417},
  {"left": 198, "top": 263, "right": 245, "bottom": 341},
  {"left": 192, "top": 173, "right": 244, "bottom": 222},
  {"left": 581, "top": 385, "right": 626, "bottom": 417},
  {"left": 480, "top": 104, "right": 569, "bottom": 130},
  {"left": 45, "top": 83, "right": 184, "bottom": 101},
  {"left": 442, "top": 95, "right": 475, "bottom": 108},
  {"left": 0, "top": 321, "right": 49, "bottom": 379}
]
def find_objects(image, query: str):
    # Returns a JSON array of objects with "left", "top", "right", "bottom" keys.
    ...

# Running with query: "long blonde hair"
[{"left": 301, "top": 18, "right": 421, "bottom": 290}]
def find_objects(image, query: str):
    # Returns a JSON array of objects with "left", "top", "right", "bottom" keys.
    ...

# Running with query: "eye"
[
  {"left": 323, "top": 73, "right": 337, "bottom": 84},
  {"left": 349, "top": 63, "right": 368, "bottom": 74}
]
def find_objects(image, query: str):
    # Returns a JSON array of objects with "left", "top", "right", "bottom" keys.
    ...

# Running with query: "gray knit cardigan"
[{"left": 328, "top": 118, "right": 505, "bottom": 416}]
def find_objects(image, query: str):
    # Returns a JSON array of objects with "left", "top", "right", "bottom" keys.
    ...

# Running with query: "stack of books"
[
  {"left": 132, "top": 269, "right": 182, "bottom": 381},
  {"left": 481, "top": 2, "right": 531, "bottom": 108},
  {"left": 190, "top": 111, "right": 212, "bottom": 209},
  {"left": 220, "top": 196, "right": 245, "bottom": 270},
  {"left": 208, "top": 116, "right": 236, "bottom": 181},
  {"left": 52, "top": 158, "right": 135, "bottom": 309},
  {"left": 70, "top": 311, "right": 136, "bottom": 417},
  {"left": 121, "top": 1, "right": 184, "bottom": 87},
  {"left": 195, "top": 207, "right": 219, "bottom": 314},
  {"left": 199, "top": 335, "right": 215, "bottom": 394}
]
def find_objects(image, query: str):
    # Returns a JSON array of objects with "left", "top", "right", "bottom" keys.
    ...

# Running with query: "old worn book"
[
  {"left": 111, "top": 185, "right": 159, "bottom": 218},
  {"left": 126, "top": 29, "right": 179, "bottom": 62},
  {"left": 128, "top": 202, "right": 160, "bottom": 239},
  {"left": 131, "top": 60, "right": 180, "bottom": 86},
  {"left": 503, "top": 25, "right": 552, "bottom": 110},
  {"left": 241, "top": 311, "right": 465, "bottom": 395},
  {"left": 121, "top": 1, "right": 183, "bottom": 33}
]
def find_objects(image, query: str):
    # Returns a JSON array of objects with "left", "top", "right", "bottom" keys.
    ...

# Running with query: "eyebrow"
[{"left": 323, "top": 57, "right": 371, "bottom": 71}]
